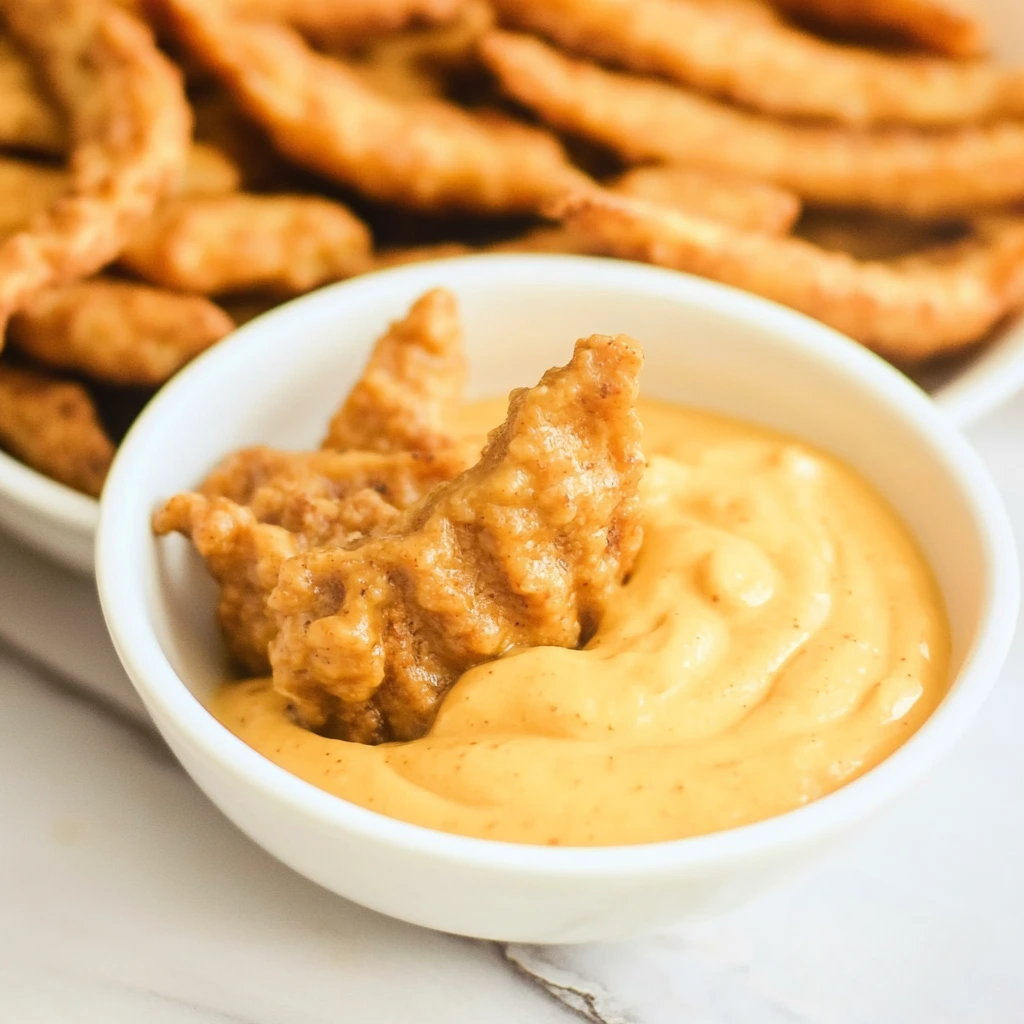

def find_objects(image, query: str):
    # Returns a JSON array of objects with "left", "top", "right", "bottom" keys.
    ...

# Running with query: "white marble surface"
[{"left": 0, "top": 394, "right": 1021, "bottom": 1023}]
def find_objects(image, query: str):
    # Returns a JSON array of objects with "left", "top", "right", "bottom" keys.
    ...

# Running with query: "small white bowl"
[{"left": 97, "top": 256, "right": 1018, "bottom": 943}]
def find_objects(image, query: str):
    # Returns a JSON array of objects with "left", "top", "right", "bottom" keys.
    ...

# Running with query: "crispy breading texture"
[
  {"left": 0, "top": 159, "right": 67, "bottom": 238},
  {"left": 225, "top": 0, "right": 464, "bottom": 46},
  {"left": 0, "top": 0, "right": 192, "bottom": 338},
  {"left": 160, "top": 0, "right": 589, "bottom": 212},
  {"left": 119, "top": 193, "right": 372, "bottom": 295},
  {"left": 490, "top": 0, "right": 1020, "bottom": 127},
  {"left": 482, "top": 31, "right": 1024, "bottom": 217},
  {"left": 157, "top": 448, "right": 464, "bottom": 672},
  {"left": 0, "top": 36, "right": 64, "bottom": 153},
  {"left": 9, "top": 279, "right": 234, "bottom": 385},
  {"left": 324, "top": 288, "right": 467, "bottom": 454},
  {"left": 551, "top": 190, "right": 1024, "bottom": 361},
  {"left": 772, "top": 0, "right": 987, "bottom": 59},
  {"left": 0, "top": 363, "right": 114, "bottom": 496},
  {"left": 267, "top": 333, "right": 645, "bottom": 743}
]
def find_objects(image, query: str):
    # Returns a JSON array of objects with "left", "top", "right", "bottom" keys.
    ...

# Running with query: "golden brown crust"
[
  {"left": 157, "top": 447, "right": 463, "bottom": 672},
  {"left": 550, "top": 190, "right": 1024, "bottom": 361},
  {"left": 324, "top": 288, "right": 467, "bottom": 454},
  {"left": 482, "top": 31, "right": 1024, "bottom": 217},
  {"left": 225, "top": 0, "right": 464, "bottom": 46},
  {"left": 609, "top": 165, "right": 801, "bottom": 235},
  {"left": 0, "top": 0, "right": 192, "bottom": 338},
  {"left": 182, "top": 142, "right": 242, "bottom": 196},
  {"left": 9, "top": 279, "right": 234, "bottom": 385},
  {"left": 772, "top": 0, "right": 987, "bottom": 60},
  {"left": 0, "top": 159, "right": 68, "bottom": 238},
  {"left": 0, "top": 36, "right": 65, "bottom": 154},
  {"left": 490, "top": 0, "right": 1017, "bottom": 126},
  {"left": 268, "top": 333, "right": 645, "bottom": 742},
  {"left": 0, "top": 363, "right": 114, "bottom": 496},
  {"left": 161, "top": 0, "right": 589, "bottom": 213},
  {"left": 119, "top": 193, "right": 372, "bottom": 295}
]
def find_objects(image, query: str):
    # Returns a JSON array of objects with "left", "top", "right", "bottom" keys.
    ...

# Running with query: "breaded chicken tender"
[
  {"left": 482, "top": 31, "right": 1024, "bottom": 217},
  {"left": 158, "top": 449, "right": 463, "bottom": 671},
  {"left": 0, "top": 363, "right": 114, "bottom": 496},
  {"left": 324, "top": 288, "right": 467, "bottom": 454},
  {"left": 772, "top": 0, "right": 987, "bottom": 60},
  {"left": 9, "top": 279, "right": 234, "bottom": 385},
  {"left": 182, "top": 142, "right": 242, "bottom": 195},
  {"left": 0, "top": 36, "right": 64, "bottom": 154},
  {"left": 119, "top": 193, "right": 372, "bottom": 295},
  {"left": 376, "top": 166, "right": 800, "bottom": 266},
  {"left": 0, "top": 0, "right": 191, "bottom": 337},
  {"left": 551, "top": 190, "right": 1024, "bottom": 361},
  {"left": 267, "top": 333, "right": 645, "bottom": 743},
  {"left": 489, "top": 0, "right": 1021, "bottom": 127},
  {"left": 160, "top": 0, "right": 589, "bottom": 213}
]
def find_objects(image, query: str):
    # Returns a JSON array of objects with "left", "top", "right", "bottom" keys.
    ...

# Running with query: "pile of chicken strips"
[{"left": 2, "top": 0, "right": 1023, "bottom": 497}]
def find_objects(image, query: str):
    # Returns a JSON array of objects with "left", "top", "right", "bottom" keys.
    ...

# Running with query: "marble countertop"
[{"left": 1, "top": 396, "right": 1022, "bottom": 1024}]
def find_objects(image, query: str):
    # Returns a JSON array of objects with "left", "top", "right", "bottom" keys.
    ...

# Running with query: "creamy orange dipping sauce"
[{"left": 210, "top": 399, "right": 950, "bottom": 846}]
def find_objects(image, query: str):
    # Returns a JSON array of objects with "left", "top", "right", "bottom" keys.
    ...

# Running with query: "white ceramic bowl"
[{"left": 97, "top": 256, "right": 1017, "bottom": 943}]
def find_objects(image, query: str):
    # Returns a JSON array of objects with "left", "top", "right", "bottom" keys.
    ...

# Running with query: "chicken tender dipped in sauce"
[{"left": 157, "top": 289, "right": 950, "bottom": 847}]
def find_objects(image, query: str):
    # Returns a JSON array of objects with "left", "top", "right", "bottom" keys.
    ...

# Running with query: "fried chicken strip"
[
  {"left": 0, "top": 0, "right": 191, "bottom": 339},
  {"left": 324, "top": 288, "right": 467, "bottom": 454},
  {"left": 119, "top": 193, "right": 372, "bottom": 295},
  {"left": 0, "top": 363, "right": 114, "bottom": 496},
  {"left": 771, "top": 0, "right": 987, "bottom": 60},
  {"left": 551, "top": 190, "right": 1024, "bottom": 361},
  {"left": 9, "top": 279, "right": 234, "bottom": 385},
  {"left": 268, "top": 333, "right": 645, "bottom": 743},
  {"left": 489, "top": 0, "right": 1019, "bottom": 127},
  {"left": 482, "top": 31, "right": 1024, "bottom": 217},
  {"left": 183, "top": 142, "right": 242, "bottom": 195},
  {"left": 160, "top": 0, "right": 589, "bottom": 213},
  {"left": 376, "top": 165, "right": 800, "bottom": 266},
  {"left": 157, "top": 448, "right": 462, "bottom": 671}
]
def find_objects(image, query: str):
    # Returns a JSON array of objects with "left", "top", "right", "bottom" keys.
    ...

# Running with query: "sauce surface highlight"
[{"left": 210, "top": 399, "right": 950, "bottom": 846}]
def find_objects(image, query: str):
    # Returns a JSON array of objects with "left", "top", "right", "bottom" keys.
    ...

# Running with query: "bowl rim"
[{"left": 96, "top": 254, "right": 1020, "bottom": 878}]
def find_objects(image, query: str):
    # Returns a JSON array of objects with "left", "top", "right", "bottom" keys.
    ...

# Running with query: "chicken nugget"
[
  {"left": 9, "top": 279, "right": 234, "bottom": 385},
  {"left": 267, "top": 333, "right": 645, "bottom": 743},
  {"left": 0, "top": 0, "right": 191, "bottom": 339},
  {"left": 0, "top": 363, "right": 114, "bottom": 496},
  {"left": 482, "top": 31, "right": 1024, "bottom": 217},
  {"left": 324, "top": 288, "right": 467, "bottom": 454},
  {"left": 160, "top": 0, "right": 589, "bottom": 213},
  {"left": 772, "top": 0, "right": 987, "bottom": 60},
  {"left": 119, "top": 193, "right": 372, "bottom": 295},
  {"left": 490, "top": 0, "right": 1019, "bottom": 127},
  {"left": 550, "top": 190, "right": 1024, "bottom": 361},
  {"left": 0, "top": 36, "right": 65, "bottom": 154}
]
